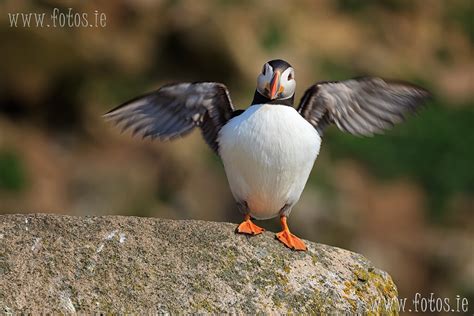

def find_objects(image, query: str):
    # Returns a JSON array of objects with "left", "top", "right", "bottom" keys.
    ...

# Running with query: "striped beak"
[{"left": 269, "top": 71, "right": 281, "bottom": 100}]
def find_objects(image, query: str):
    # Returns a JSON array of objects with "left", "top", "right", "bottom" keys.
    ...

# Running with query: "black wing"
[
  {"left": 297, "top": 77, "right": 431, "bottom": 136},
  {"left": 103, "top": 82, "right": 235, "bottom": 153}
]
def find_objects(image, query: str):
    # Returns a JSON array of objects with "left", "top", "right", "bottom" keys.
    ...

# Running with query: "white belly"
[{"left": 218, "top": 104, "right": 321, "bottom": 219}]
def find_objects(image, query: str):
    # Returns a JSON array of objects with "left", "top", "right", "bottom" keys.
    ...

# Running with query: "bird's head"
[{"left": 256, "top": 59, "right": 296, "bottom": 101}]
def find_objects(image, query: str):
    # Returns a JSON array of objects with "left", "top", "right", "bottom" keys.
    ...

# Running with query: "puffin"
[{"left": 104, "top": 59, "right": 430, "bottom": 251}]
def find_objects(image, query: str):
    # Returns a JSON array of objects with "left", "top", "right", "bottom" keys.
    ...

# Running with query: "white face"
[{"left": 257, "top": 62, "right": 296, "bottom": 100}]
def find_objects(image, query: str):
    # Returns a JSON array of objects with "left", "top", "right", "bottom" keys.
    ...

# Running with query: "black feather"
[
  {"left": 104, "top": 82, "right": 235, "bottom": 154},
  {"left": 297, "top": 77, "right": 431, "bottom": 137}
]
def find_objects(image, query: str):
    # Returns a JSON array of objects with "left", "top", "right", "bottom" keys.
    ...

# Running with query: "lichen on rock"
[{"left": 0, "top": 214, "right": 399, "bottom": 314}]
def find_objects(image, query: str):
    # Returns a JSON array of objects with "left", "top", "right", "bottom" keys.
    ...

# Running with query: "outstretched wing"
[
  {"left": 103, "top": 82, "right": 235, "bottom": 153},
  {"left": 297, "top": 77, "right": 431, "bottom": 136}
]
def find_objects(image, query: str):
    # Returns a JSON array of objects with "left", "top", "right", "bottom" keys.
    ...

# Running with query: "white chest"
[{"left": 218, "top": 104, "right": 321, "bottom": 219}]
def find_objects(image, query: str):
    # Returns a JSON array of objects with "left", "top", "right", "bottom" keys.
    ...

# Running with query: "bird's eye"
[
  {"left": 262, "top": 65, "right": 266, "bottom": 75},
  {"left": 288, "top": 71, "right": 294, "bottom": 81}
]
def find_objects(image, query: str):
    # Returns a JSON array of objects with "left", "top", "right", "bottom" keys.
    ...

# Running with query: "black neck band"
[{"left": 251, "top": 90, "right": 294, "bottom": 107}]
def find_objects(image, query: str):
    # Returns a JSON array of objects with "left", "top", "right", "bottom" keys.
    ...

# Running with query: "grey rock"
[{"left": 0, "top": 214, "right": 399, "bottom": 314}]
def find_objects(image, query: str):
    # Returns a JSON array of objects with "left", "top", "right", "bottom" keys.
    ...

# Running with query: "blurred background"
[{"left": 0, "top": 0, "right": 472, "bottom": 313}]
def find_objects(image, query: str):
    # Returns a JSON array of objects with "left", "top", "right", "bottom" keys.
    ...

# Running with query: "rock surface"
[{"left": 0, "top": 214, "right": 399, "bottom": 314}]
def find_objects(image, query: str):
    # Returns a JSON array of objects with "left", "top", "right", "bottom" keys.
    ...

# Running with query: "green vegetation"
[
  {"left": 0, "top": 150, "right": 27, "bottom": 192},
  {"left": 317, "top": 59, "right": 356, "bottom": 81},
  {"left": 336, "top": 0, "right": 413, "bottom": 13},
  {"left": 325, "top": 101, "right": 474, "bottom": 219},
  {"left": 261, "top": 21, "right": 285, "bottom": 52},
  {"left": 445, "top": 0, "right": 474, "bottom": 44}
]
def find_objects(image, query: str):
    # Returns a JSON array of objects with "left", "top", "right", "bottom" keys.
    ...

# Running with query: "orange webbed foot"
[
  {"left": 276, "top": 230, "right": 307, "bottom": 251},
  {"left": 236, "top": 215, "right": 265, "bottom": 235},
  {"left": 276, "top": 215, "right": 307, "bottom": 251}
]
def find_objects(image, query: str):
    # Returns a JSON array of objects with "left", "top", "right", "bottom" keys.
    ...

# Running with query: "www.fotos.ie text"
[
  {"left": 373, "top": 293, "right": 469, "bottom": 313},
  {"left": 8, "top": 8, "right": 106, "bottom": 28}
]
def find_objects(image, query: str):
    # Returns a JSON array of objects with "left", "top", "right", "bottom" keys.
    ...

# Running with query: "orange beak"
[{"left": 269, "top": 71, "right": 280, "bottom": 100}]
